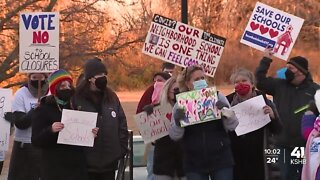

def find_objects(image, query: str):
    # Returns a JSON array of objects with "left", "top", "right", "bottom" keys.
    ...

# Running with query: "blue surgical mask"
[{"left": 193, "top": 79, "right": 208, "bottom": 90}]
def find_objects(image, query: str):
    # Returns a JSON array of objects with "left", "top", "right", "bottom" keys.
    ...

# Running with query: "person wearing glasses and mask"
[
  {"left": 4, "top": 73, "right": 49, "bottom": 180},
  {"left": 169, "top": 65, "right": 239, "bottom": 180},
  {"left": 74, "top": 58, "right": 128, "bottom": 180},
  {"left": 32, "top": 69, "right": 98, "bottom": 180}
]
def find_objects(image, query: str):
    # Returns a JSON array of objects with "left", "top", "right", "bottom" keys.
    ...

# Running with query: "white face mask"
[{"left": 193, "top": 79, "right": 208, "bottom": 90}]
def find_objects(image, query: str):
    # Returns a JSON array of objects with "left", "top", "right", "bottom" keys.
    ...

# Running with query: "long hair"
[
  {"left": 229, "top": 68, "right": 256, "bottom": 86},
  {"left": 177, "top": 65, "right": 203, "bottom": 92},
  {"left": 159, "top": 77, "right": 177, "bottom": 108}
]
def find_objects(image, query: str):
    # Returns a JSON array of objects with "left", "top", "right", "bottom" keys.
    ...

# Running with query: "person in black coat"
[
  {"left": 226, "top": 68, "right": 282, "bottom": 180},
  {"left": 74, "top": 58, "right": 128, "bottom": 180},
  {"left": 31, "top": 69, "right": 98, "bottom": 180}
]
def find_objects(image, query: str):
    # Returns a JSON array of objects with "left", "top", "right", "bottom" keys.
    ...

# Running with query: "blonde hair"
[
  {"left": 230, "top": 68, "right": 256, "bottom": 86},
  {"left": 159, "top": 77, "right": 177, "bottom": 107},
  {"left": 177, "top": 65, "right": 203, "bottom": 92}
]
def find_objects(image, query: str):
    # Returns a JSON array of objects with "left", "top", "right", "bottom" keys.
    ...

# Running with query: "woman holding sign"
[
  {"left": 152, "top": 77, "right": 185, "bottom": 180},
  {"left": 169, "top": 65, "right": 238, "bottom": 180},
  {"left": 32, "top": 69, "right": 98, "bottom": 180},
  {"left": 226, "top": 68, "right": 282, "bottom": 180},
  {"left": 74, "top": 58, "right": 128, "bottom": 180}
]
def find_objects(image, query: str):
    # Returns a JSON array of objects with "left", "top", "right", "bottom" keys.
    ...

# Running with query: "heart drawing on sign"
[
  {"left": 269, "top": 29, "right": 279, "bottom": 38},
  {"left": 166, "top": 113, "right": 172, "bottom": 121},
  {"left": 250, "top": 22, "right": 259, "bottom": 31},
  {"left": 259, "top": 25, "right": 269, "bottom": 35}
]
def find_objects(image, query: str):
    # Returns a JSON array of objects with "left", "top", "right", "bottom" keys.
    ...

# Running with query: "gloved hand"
[
  {"left": 174, "top": 108, "right": 185, "bottom": 127},
  {"left": 215, "top": 100, "right": 229, "bottom": 110},
  {"left": 221, "top": 107, "right": 236, "bottom": 119},
  {"left": 143, "top": 104, "right": 154, "bottom": 115},
  {"left": 4, "top": 112, "right": 14, "bottom": 123}
]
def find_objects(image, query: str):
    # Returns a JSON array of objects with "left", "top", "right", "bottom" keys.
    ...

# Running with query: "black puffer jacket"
[
  {"left": 31, "top": 95, "right": 88, "bottom": 180},
  {"left": 255, "top": 57, "right": 320, "bottom": 147},
  {"left": 73, "top": 88, "right": 128, "bottom": 173}
]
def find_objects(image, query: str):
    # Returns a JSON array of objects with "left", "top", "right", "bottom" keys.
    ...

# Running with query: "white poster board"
[
  {"left": 19, "top": 12, "right": 59, "bottom": 73},
  {"left": 240, "top": 2, "right": 304, "bottom": 60},
  {"left": 231, "top": 95, "right": 271, "bottom": 136},
  {"left": 0, "top": 89, "right": 12, "bottom": 151},
  {"left": 134, "top": 105, "right": 172, "bottom": 144},
  {"left": 142, "top": 14, "right": 226, "bottom": 77},
  {"left": 57, "top": 109, "right": 97, "bottom": 147}
]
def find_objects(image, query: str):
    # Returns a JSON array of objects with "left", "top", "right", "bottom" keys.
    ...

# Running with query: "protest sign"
[
  {"left": 142, "top": 14, "right": 226, "bottom": 77},
  {"left": 315, "top": 90, "right": 320, "bottom": 111},
  {"left": 0, "top": 89, "right": 12, "bottom": 151},
  {"left": 134, "top": 105, "right": 173, "bottom": 144},
  {"left": 57, "top": 109, "right": 97, "bottom": 147},
  {"left": 231, "top": 95, "right": 271, "bottom": 136},
  {"left": 19, "top": 12, "right": 59, "bottom": 73},
  {"left": 240, "top": 2, "right": 304, "bottom": 60},
  {"left": 176, "top": 87, "right": 221, "bottom": 127}
]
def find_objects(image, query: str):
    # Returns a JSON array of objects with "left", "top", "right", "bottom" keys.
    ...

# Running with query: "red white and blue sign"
[{"left": 240, "top": 2, "right": 304, "bottom": 61}]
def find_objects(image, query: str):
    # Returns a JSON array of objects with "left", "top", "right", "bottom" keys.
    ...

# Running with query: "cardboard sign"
[
  {"left": 231, "top": 95, "right": 271, "bottom": 136},
  {"left": 134, "top": 105, "right": 173, "bottom": 144},
  {"left": 176, "top": 87, "right": 221, "bottom": 127},
  {"left": 57, "top": 109, "right": 97, "bottom": 147},
  {"left": 240, "top": 2, "right": 304, "bottom": 60},
  {"left": 19, "top": 12, "right": 59, "bottom": 73},
  {"left": 0, "top": 89, "right": 12, "bottom": 151},
  {"left": 142, "top": 14, "right": 226, "bottom": 77}
]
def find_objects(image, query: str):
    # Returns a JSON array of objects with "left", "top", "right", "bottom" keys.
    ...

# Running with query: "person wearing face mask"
[
  {"left": 31, "top": 69, "right": 98, "bottom": 180},
  {"left": 73, "top": 57, "right": 128, "bottom": 180},
  {"left": 255, "top": 47, "right": 320, "bottom": 180},
  {"left": 3, "top": 73, "right": 49, "bottom": 180},
  {"left": 226, "top": 68, "right": 282, "bottom": 180},
  {"left": 169, "top": 65, "right": 239, "bottom": 180},
  {"left": 151, "top": 77, "right": 185, "bottom": 180},
  {"left": 136, "top": 71, "right": 171, "bottom": 180}
]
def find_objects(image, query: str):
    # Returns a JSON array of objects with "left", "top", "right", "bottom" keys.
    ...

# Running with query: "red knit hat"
[{"left": 48, "top": 69, "right": 73, "bottom": 95}]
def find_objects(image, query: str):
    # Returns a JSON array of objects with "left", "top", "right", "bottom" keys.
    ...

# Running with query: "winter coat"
[
  {"left": 255, "top": 57, "right": 320, "bottom": 147},
  {"left": 226, "top": 91, "right": 282, "bottom": 180},
  {"left": 73, "top": 88, "right": 128, "bottom": 173},
  {"left": 31, "top": 95, "right": 87, "bottom": 180}
]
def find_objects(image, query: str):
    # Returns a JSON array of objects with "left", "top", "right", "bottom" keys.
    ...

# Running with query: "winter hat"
[
  {"left": 84, "top": 57, "right": 107, "bottom": 79},
  {"left": 287, "top": 56, "right": 309, "bottom": 75},
  {"left": 153, "top": 72, "right": 171, "bottom": 81},
  {"left": 48, "top": 69, "right": 73, "bottom": 95}
]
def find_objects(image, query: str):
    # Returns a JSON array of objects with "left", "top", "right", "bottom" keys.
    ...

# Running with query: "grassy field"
[{"left": 0, "top": 87, "right": 234, "bottom": 179}]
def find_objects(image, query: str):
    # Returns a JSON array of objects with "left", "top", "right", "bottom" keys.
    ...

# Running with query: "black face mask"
[
  {"left": 56, "top": 89, "right": 75, "bottom": 101},
  {"left": 285, "top": 69, "right": 295, "bottom": 83},
  {"left": 95, "top": 76, "right": 107, "bottom": 91},
  {"left": 30, "top": 80, "right": 46, "bottom": 88},
  {"left": 173, "top": 88, "right": 180, "bottom": 103}
]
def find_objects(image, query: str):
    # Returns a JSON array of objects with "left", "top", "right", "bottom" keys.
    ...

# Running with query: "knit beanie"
[
  {"left": 84, "top": 57, "right": 107, "bottom": 79},
  {"left": 48, "top": 69, "right": 73, "bottom": 95},
  {"left": 287, "top": 56, "right": 309, "bottom": 75}
]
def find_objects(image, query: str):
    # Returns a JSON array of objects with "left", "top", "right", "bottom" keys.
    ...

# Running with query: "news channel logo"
[
  {"left": 264, "top": 147, "right": 306, "bottom": 165},
  {"left": 290, "top": 147, "right": 306, "bottom": 165}
]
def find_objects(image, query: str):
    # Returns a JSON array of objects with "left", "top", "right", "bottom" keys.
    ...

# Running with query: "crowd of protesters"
[{"left": 0, "top": 46, "right": 319, "bottom": 180}]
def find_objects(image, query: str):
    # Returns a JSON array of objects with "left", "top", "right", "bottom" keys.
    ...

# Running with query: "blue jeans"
[
  {"left": 277, "top": 147, "right": 303, "bottom": 180},
  {"left": 147, "top": 145, "right": 155, "bottom": 180},
  {"left": 186, "top": 167, "right": 233, "bottom": 180}
]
